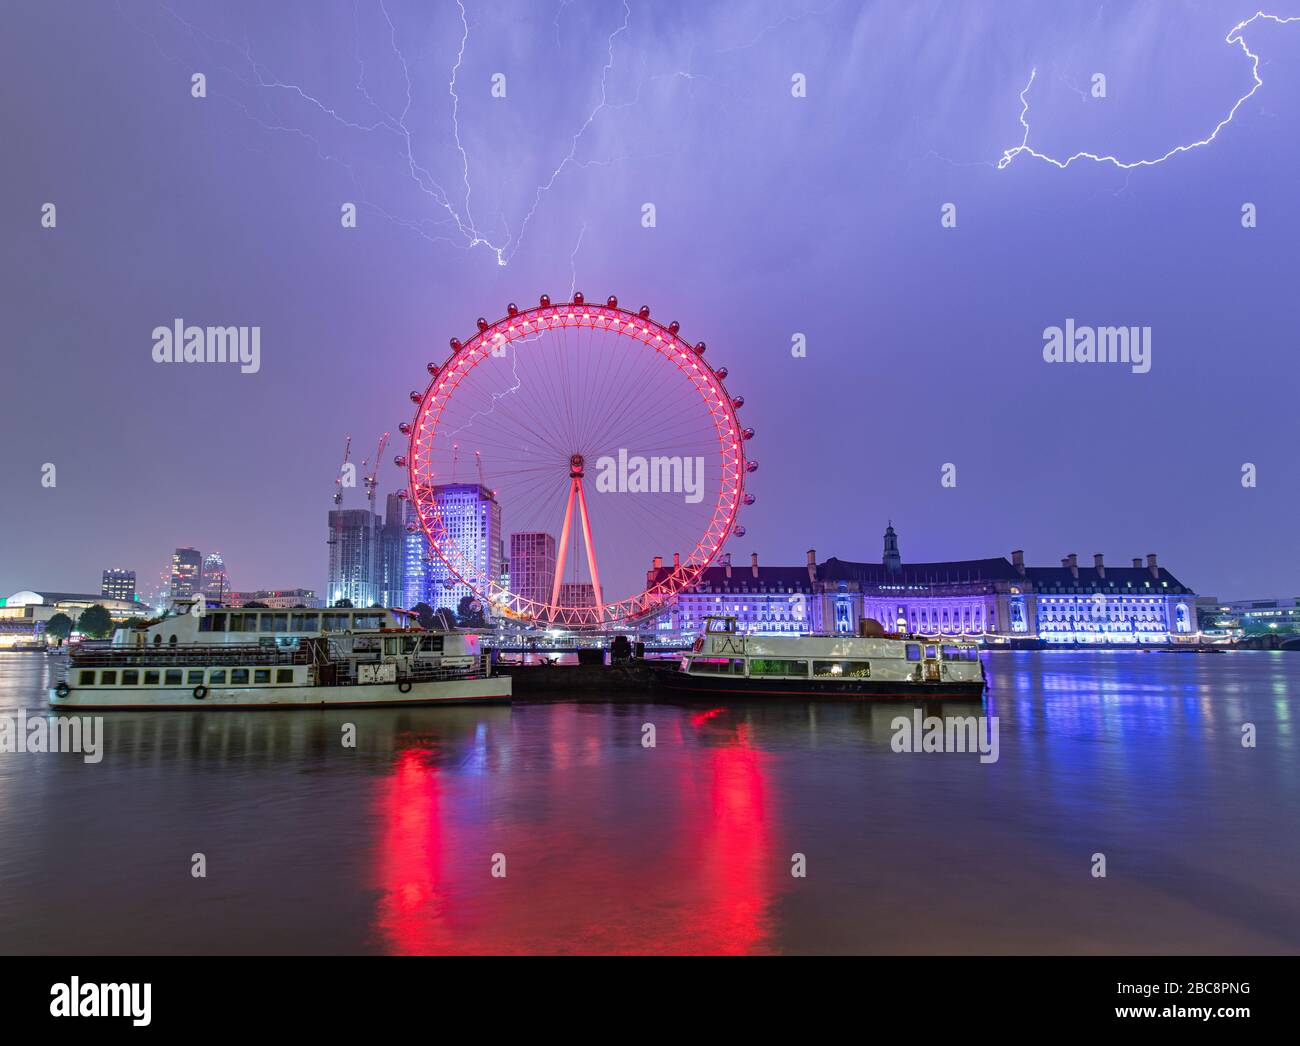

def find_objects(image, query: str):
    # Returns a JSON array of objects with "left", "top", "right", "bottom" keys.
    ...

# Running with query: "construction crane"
[
  {"left": 332, "top": 435, "right": 352, "bottom": 506},
  {"left": 362, "top": 431, "right": 391, "bottom": 515}
]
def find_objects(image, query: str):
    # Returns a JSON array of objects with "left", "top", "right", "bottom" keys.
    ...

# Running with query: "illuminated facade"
[
  {"left": 648, "top": 553, "right": 813, "bottom": 634},
  {"left": 650, "top": 526, "right": 1197, "bottom": 645},
  {"left": 202, "top": 552, "right": 230, "bottom": 602},
  {"left": 559, "top": 581, "right": 596, "bottom": 609},
  {"left": 510, "top": 532, "right": 557, "bottom": 610},
  {"left": 101, "top": 569, "right": 136, "bottom": 603},
  {"left": 426, "top": 484, "right": 502, "bottom": 613},
  {"left": 1199, "top": 596, "right": 1300, "bottom": 636},
  {"left": 223, "top": 589, "right": 320, "bottom": 609},
  {"left": 169, "top": 547, "right": 203, "bottom": 602},
  {"left": 327, "top": 508, "right": 380, "bottom": 607}
]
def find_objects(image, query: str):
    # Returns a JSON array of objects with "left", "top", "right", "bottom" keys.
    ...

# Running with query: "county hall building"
[{"left": 648, "top": 524, "right": 1198, "bottom": 646}]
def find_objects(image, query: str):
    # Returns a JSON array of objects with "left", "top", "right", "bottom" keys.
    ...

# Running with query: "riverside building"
[{"left": 648, "top": 524, "right": 1198, "bottom": 646}]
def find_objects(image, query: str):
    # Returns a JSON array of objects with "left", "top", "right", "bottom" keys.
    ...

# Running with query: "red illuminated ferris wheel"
[{"left": 396, "top": 293, "right": 756, "bottom": 628}]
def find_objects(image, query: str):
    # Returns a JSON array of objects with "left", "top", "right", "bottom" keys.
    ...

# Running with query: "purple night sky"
[{"left": 2, "top": 0, "right": 1298, "bottom": 602}]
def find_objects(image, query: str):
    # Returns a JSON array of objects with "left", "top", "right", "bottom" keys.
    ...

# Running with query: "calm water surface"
[{"left": 1, "top": 651, "right": 1297, "bottom": 954}]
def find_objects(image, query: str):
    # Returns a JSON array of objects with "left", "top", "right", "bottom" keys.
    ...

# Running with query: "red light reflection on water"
[
  {"left": 372, "top": 710, "right": 779, "bottom": 954},
  {"left": 373, "top": 749, "right": 455, "bottom": 954}
]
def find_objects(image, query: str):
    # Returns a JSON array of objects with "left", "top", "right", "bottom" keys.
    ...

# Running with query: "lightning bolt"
[
  {"left": 998, "top": 11, "right": 1300, "bottom": 171},
  {"left": 121, "top": 0, "right": 635, "bottom": 267}
]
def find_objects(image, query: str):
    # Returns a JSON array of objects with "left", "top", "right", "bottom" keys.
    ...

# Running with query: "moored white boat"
[
  {"left": 653, "top": 616, "right": 985, "bottom": 700},
  {"left": 48, "top": 603, "right": 510, "bottom": 710}
]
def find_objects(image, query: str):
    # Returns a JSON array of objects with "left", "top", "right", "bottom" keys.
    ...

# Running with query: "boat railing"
[{"left": 68, "top": 644, "right": 306, "bottom": 667}]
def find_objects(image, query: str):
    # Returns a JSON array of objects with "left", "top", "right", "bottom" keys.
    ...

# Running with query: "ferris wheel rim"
[{"left": 404, "top": 296, "right": 748, "bottom": 629}]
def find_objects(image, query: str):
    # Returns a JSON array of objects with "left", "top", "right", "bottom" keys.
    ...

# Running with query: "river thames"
[{"left": 1, "top": 650, "right": 1297, "bottom": 955}]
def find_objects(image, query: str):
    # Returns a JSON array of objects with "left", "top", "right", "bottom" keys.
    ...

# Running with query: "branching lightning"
[
  {"left": 122, "top": 0, "right": 636, "bottom": 267},
  {"left": 998, "top": 11, "right": 1300, "bottom": 171}
]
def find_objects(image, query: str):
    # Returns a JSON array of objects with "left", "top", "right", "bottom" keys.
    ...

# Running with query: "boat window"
[
  {"left": 254, "top": 669, "right": 271, "bottom": 684},
  {"left": 749, "top": 658, "right": 808, "bottom": 677},
  {"left": 144, "top": 670, "right": 160, "bottom": 685},
  {"left": 941, "top": 646, "right": 960, "bottom": 660},
  {"left": 925, "top": 646, "right": 937, "bottom": 659},
  {"left": 153, "top": 634, "right": 162, "bottom": 646},
  {"left": 209, "top": 669, "right": 227, "bottom": 685},
  {"left": 187, "top": 670, "right": 204, "bottom": 685},
  {"left": 122, "top": 670, "right": 139, "bottom": 685},
  {"left": 264, "top": 613, "right": 289, "bottom": 633},
  {"left": 905, "top": 644, "right": 922, "bottom": 661},
  {"left": 384, "top": 638, "right": 399, "bottom": 655},
  {"left": 164, "top": 669, "right": 183, "bottom": 686},
  {"left": 78, "top": 670, "right": 96, "bottom": 685},
  {"left": 169, "top": 635, "right": 178, "bottom": 646},
  {"left": 230, "top": 669, "right": 249, "bottom": 685},
  {"left": 402, "top": 637, "right": 419, "bottom": 654},
  {"left": 228, "top": 613, "right": 252, "bottom": 631},
  {"left": 354, "top": 613, "right": 382, "bottom": 630},
  {"left": 692, "top": 657, "right": 741, "bottom": 673},
  {"left": 209, "top": 613, "right": 226, "bottom": 632},
  {"left": 100, "top": 670, "right": 117, "bottom": 685},
  {"left": 198, "top": 616, "right": 212, "bottom": 632},
  {"left": 323, "top": 613, "right": 349, "bottom": 632},
  {"left": 290, "top": 612, "right": 319, "bottom": 632},
  {"left": 813, "top": 660, "right": 871, "bottom": 679},
  {"left": 275, "top": 668, "right": 294, "bottom": 684}
]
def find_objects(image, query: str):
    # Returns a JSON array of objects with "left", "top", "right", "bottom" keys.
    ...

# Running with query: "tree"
[
  {"left": 244, "top": 601, "right": 270, "bottom": 609},
  {"left": 332, "top": 598, "right": 354, "bottom": 609},
  {"left": 76, "top": 604, "right": 114, "bottom": 639},
  {"left": 410, "top": 602, "right": 437, "bottom": 630},
  {"left": 45, "top": 613, "right": 73, "bottom": 646},
  {"left": 456, "top": 596, "right": 486, "bottom": 629}
]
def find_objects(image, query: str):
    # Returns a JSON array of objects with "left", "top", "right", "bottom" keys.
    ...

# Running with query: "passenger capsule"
[
  {"left": 409, "top": 391, "right": 422, "bottom": 404},
  {"left": 573, "top": 291, "right": 585, "bottom": 305},
  {"left": 507, "top": 302, "right": 519, "bottom": 317},
  {"left": 539, "top": 294, "right": 551, "bottom": 307},
  {"left": 745, "top": 460, "right": 758, "bottom": 473},
  {"left": 398, "top": 422, "right": 411, "bottom": 435},
  {"left": 741, "top": 427, "right": 755, "bottom": 440},
  {"left": 394, "top": 455, "right": 407, "bottom": 467},
  {"left": 449, "top": 338, "right": 461, "bottom": 350},
  {"left": 694, "top": 342, "right": 706, "bottom": 355},
  {"left": 477, "top": 317, "right": 489, "bottom": 332},
  {"left": 732, "top": 396, "right": 744, "bottom": 409},
  {"left": 606, "top": 295, "right": 618, "bottom": 308},
  {"left": 638, "top": 306, "right": 651, "bottom": 319},
  {"left": 668, "top": 321, "right": 680, "bottom": 335},
  {"left": 733, "top": 525, "right": 747, "bottom": 537},
  {"left": 743, "top": 493, "right": 756, "bottom": 506},
  {"left": 714, "top": 366, "right": 728, "bottom": 380}
]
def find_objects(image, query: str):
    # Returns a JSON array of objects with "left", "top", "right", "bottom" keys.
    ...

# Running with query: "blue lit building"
[{"left": 649, "top": 524, "right": 1198, "bottom": 646}]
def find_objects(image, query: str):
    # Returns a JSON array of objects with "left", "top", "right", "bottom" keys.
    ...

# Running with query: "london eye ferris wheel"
[{"left": 397, "top": 294, "right": 756, "bottom": 629}]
